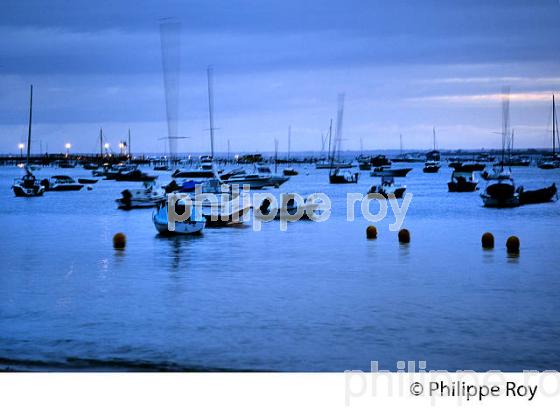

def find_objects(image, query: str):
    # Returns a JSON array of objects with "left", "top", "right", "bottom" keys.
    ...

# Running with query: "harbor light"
[
  {"left": 65, "top": 143, "right": 71, "bottom": 157},
  {"left": 18, "top": 143, "right": 24, "bottom": 158},
  {"left": 118, "top": 142, "right": 125, "bottom": 155}
]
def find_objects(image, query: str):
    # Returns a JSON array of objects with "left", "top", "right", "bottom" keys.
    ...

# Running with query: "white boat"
[
  {"left": 152, "top": 199, "right": 206, "bottom": 235},
  {"left": 40, "top": 175, "right": 84, "bottom": 191},
  {"left": 221, "top": 170, "right": 272, "bottom": 189},
  {"left": 480, "top": 171, "right": 519, "bottom": 208},
  {"left": 116, "top": 182, "right": 166, "bottom": 209},
  {"left": 13, "top": 168, "right": 45, "bottom": 197},
  {"left": 256, "top": 165, "right": 289, "bottom": 188},
  {"left": 368, "top": 176, "right": 406, "bottom": 198}
]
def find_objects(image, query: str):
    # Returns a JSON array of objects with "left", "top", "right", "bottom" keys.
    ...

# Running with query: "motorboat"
[
  {"left": 368, "top": 176, "right": 406, "bottom": 198},
  {"left": 370, "top": 167, "right": 412, "bottom": 177},
  {"left": 423, "top": 160, "right": 441, "bottom": 173},
  {"left": 283, "top": 167, "right": 298, "bottom": 176},
  {"left": 116, "top": 182, "right": 166, "bottom": 210},
  {"left": 114, "top": 168, "right": 158, "bottom": 182},
  {"left": 83, "top": 163, "right": 100, "bottom": 170},
  {"left": 315, "top": 161, "right": 353, "bottom": 169},
  {"left": 448, "top": 171, "right": 478, "bottom": 192},
  {"left": 221, "top": 170, "right": 272, "bottom": 189},
  {"left": 40, "top": 175, "right": 84, "bottom": 191},
  {"left": 480, "top": 171, "right": 519, "bottom": 208},
  {"left": 12, "top": 168, "right": 45, "bottom": 197},
  {"left": 256, "top": 165, "right": 289, "bottom": 188},
  {"left": 152, "top": 199, "right": 206, "bottom": 235},
  {"left": 449, "top": 161, "right": 485, "bottom": 172},
  {"left": 537, "top": 155, "right": 559, "bottom": 170},
  {"left": 77, "top": 178, "right": 99, "bottom": 184},
  {"left": 496, "top": 156, "right": 531, "bottom": 167},
  {"left": 518, "top": 184, "right": 557, "bottom": 205},
  {"left": 329, "top": 168, "right": 359, "bottom": 184},
  {"left": 93, "top": 163, "right": 136, "bottom": 179}
]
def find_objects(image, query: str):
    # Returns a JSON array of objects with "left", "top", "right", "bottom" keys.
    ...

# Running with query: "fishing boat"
[
  {"left": 40, "top": 175, "right": 84, "bottom": 191},
  {"left": 116, "top": 182, "right": 166, "bottom": 210},
  {"left": 368, "top": 176, "right": 406, "bottom": 198},
  {"left": 152, "top": 199, "right": 206, "bottom": 235},
  {"left": 518, "top": 184, "right": 557, "bottom": 205},
  {"left": 283, "top": 167, "right": 298, "bottom": 176},
  {"left": 448, "top": 171, "right": 478, "bottom": 192},
  {"left": 537, "top": 95, "right": 560, "bottom": 169},
  {"left": 12, "top": 85, "right": 45, "bottom": 198}
]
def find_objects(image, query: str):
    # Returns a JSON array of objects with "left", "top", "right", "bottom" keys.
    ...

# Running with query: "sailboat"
[
  {"left": 329, "top": 95, "right": 359, "bottom": 184},
  {"left": 12, "top": 85, "right": 45, "bottom": 197},
  {"left": 537, "top": 94, "right": 560, "bottom": 169},
  {"left": 481, "top": 89, "right": 519, "bottom": 208},
  {"left": 423, "top": 127, "right": 441, "bottom": 173}
]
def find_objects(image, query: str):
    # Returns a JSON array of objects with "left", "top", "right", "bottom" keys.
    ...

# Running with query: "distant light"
[
  {"left": 18, "top": 143, "right": 24, "bottom": 149},
  {"left": 65, "top": 143, "right": 71, "bottom": 149},
  {"left": 104, "top": 143, "right": 110, "bottom": 149},
  {"left": 118, "top": 143, "right": 124, "bottom": 149}
]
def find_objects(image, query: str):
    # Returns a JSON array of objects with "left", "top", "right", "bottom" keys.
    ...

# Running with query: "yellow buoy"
[
  {"left": 398, "top": 228, "right": 410, "bottom": 244},
  {"left": 506, "top": 236, "right": 520, "bottom": 254},
  {"left": 481, "top": 232, "right": 494, "bottom": 249},
  {"left": 366, "top": 225, "right": 377, "bottom": 239},
  {"left": 113, "top": 232, "right": 126, "bottom": 250}
]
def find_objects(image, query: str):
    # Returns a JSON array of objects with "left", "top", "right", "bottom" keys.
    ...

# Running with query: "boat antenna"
[
  {"left": 399, "top": 134, "right": 403, "bottom": 155},
  {"left": 287, "top": 125, "right": 291, "bottom": 163},
  {"left": 26, "top": 84, "right": 33, "bottom": 166},
  {"left": 128, "top": 128, "right": 131, "bottom": 159},
  {"left": 432, "top": 127, "right": 437, "bottom": 151},
  {"left": 99, "top": 128, "right": 103, "bottom": 160}
]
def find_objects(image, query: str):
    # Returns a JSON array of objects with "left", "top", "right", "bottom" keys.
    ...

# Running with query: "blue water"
[{"left": 1, "top": 163, "right": 560, "bottom": 371}]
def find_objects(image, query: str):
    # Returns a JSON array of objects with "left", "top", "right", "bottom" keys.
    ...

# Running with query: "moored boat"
[
  {"left": 448, "top": 171, "right": 478, "bottom": 192},
  {"left": 368, "top": 176, "right": 406, "bottom": 198},
  {"left": 518, "top": 184, "right": 557, "bottom": 205},
  {"left": 40, "top": 175, "right": 84, "bottom": 191},
  {"left": 116, "top": 182, "right": 166, "bottom": 210},
  {"left": 152, "top": 199, "right": 206, "bottom": 235}
]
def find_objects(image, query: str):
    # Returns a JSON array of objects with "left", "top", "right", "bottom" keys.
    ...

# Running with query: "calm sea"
[{"left": 1, "top": 162, "right": 559, "bottom": 371}]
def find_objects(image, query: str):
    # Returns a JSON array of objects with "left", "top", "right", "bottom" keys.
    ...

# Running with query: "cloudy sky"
[{"left": 1, "top": 0, "right": 559, "bottom": 154}]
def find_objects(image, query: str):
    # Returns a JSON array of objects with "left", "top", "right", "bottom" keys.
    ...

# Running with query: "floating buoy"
[
  {"left": 481, "top": 232, "right": 494, "bottom": 249},
  {"left": 366, "top": 225, "right": 377, "bottom": 239},
  {"left": 113, "top": 232, "right": 126, "bottom": 250},
  {"left": 506, "top": 236, "right": 520, "bottom": 254},
  {"left": 398, "top": 228, "right": 410, "bottom": 243}
]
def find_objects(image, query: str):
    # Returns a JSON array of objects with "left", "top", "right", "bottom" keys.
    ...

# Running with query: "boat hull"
[{"left": 12, "top": 184, "right": 45, "bottom": 197}]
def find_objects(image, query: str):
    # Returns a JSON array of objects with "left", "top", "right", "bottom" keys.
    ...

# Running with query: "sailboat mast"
[
  {"left": 99, "top": 128, "right": 103, "bottom": 158},
  {"left": 327, "top": 119, "right": 333, "bottom": 162},
  {"left": 399, "top": 134, "right": 403, "bottom": 155},
  {"left": 207, "top": 66, "right": 215, "bottom": 157},
  {"left": 432, "top": 127, "right": 436, "bottom": 150},
  {"left": 26, "top": 85, "right": 33, "bottom": 165},
  {"left": 287, "top": 126, "right": 291, "bottom": 161},
  {"left": 128, "top": 129, "right": 131, "bottom": 158},
  {"left": 274, "top": 139, "right": 278, "bottom": 174},
  {"left": 553, "top": 94, "right": 556, "bottom": 157}
]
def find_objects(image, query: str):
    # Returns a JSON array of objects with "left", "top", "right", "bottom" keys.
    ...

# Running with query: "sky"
[{"left": 1, "top": 0, "right": 560, "bottom": 154}]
